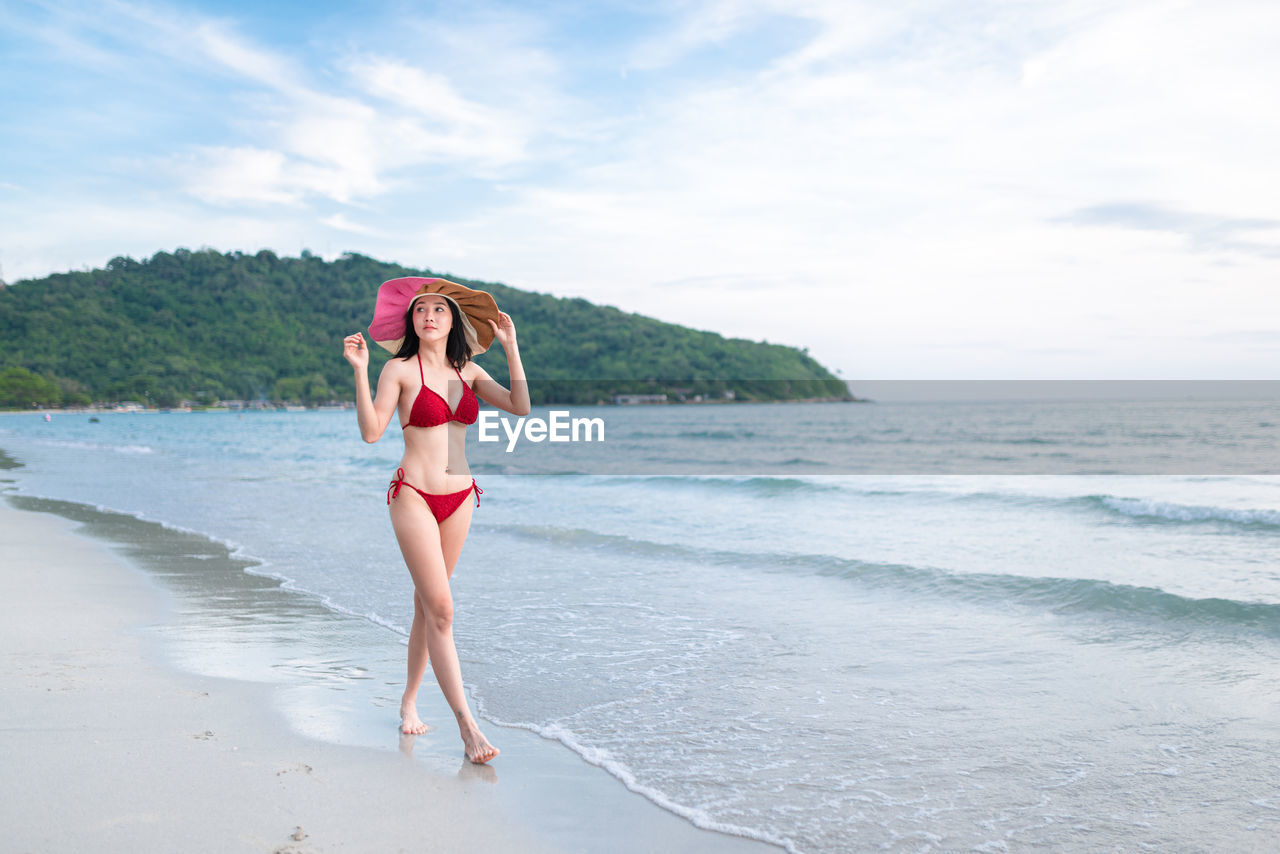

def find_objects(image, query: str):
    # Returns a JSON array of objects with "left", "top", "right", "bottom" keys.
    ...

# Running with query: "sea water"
[{"left": 3, "top": 399, "right": 1279, "bottom": 853}]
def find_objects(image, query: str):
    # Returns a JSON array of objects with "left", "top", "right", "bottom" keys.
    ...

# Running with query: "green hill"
[{"left": 0, "top": 248, "right": 849, "bottom": 407}]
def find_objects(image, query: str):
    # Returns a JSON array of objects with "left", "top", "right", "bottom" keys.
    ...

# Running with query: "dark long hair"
[{"left": 394, "top": 298, "right": 472, "bottom": 369}]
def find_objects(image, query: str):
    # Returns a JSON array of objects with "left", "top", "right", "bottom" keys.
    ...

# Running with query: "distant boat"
[{"left": 89, "top": 417, "right": 100, "bottom": 423}]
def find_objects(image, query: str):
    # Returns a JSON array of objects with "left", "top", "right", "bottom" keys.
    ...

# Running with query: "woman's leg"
[
  {"left": 401, "top": 595, "right": 432, "bottom": 734},
  {"left": 390, "top": 492, "right": 498, "bottom": 763},
  {"left": 400, "top": 501, "right": 470, "bottom": 733}
]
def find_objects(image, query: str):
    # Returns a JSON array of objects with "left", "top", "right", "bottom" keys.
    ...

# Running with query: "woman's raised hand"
[
  {"left": 488, "top": 311, "right": 518, "bottom": 349},
  {"left": 343, "top": 333, "right": 369, "bottom": 370}
]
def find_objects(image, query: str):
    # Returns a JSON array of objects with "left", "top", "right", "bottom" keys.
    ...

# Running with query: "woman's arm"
[
  {"left": 343, "top": 332, "right": 401, "bottom": 442},
  {"left": 470, "top": 312, "right": 530, "bottom": 416}
]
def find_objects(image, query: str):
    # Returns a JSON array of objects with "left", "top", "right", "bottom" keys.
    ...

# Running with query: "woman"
[{"left": 342, "top": 276, "right": 529, "bottom": 764}]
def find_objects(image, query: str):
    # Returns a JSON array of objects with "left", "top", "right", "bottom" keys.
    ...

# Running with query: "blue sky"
[{"left": 3, "top": 0, "right": 1278, "bottom": 378}]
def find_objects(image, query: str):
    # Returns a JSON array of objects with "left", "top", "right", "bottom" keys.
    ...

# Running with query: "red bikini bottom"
[{"left": 387, "top": 468, "right": 482, "bottom": 523}]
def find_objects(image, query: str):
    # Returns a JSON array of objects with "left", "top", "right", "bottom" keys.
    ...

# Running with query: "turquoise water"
[{"left": 3, "top": 402, "right": 1279, "bottom": 853}]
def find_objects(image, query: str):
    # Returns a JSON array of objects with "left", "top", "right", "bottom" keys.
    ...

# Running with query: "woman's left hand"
[{"left": 488, "top": 311, "right": 517, "bottom": 349}]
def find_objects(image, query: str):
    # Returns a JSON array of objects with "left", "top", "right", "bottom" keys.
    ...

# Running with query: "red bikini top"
[{"left": 404, "top": 354, "right": 478, "bottom": 429}]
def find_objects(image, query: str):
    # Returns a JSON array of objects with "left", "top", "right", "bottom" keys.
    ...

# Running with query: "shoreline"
[
  {"left": 0, "top": 393, "right": 860, "bottom": 417},
  {"left": 0, "top": 489, "right": 780, "bottom": 853}
]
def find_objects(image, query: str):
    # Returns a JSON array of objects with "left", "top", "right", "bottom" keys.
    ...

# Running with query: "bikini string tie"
[{"left": 387, "top": 467, "right": 406, "bottom": 505}]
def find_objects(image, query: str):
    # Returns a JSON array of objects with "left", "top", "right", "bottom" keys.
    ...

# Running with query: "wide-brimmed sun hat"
[{"left": 368, "top": 277, "right": 502, "bottom": 355}]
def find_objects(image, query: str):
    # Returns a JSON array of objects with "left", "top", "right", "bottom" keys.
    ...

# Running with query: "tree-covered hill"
[{"left": 0, "top": 248, "right": 850, "bottom": 407}]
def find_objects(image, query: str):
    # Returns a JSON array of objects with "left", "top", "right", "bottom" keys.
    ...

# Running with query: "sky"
[{"left": 3, "top": 0, "right": 1279, "bottom": 379}]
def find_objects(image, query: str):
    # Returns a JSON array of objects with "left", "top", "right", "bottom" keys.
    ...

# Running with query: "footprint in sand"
[{"left": 275, "top": 763, "right": 313, "bottom": 777}]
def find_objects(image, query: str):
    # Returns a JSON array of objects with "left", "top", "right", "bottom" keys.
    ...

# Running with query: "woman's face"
[{"left": 411, "top": 295, "right": 453, "bottom": 341}]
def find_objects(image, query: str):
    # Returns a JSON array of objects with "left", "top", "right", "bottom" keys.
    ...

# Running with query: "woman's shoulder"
[
  {"left": 459, "top": 360, "right": 491, "bottom": 384},
  {"left": 380, "top": 354, "right": 415, "bottom": 381}
]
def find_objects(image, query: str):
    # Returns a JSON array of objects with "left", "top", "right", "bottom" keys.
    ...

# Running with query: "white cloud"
[
  {"left": 182, "top": 147, "right": 300, "bottom": 205},
  {"left": 191, "top": 19, "right": 306, "bottom": 94},
  {"left": 321, "top": 213, "right": 380, "bottom": 236},
  {"left": 625, "top": 0, "right": 766, "bottom": 70},
  {"left": 352, "top": 59, "right": 497, "bottom": 128}
]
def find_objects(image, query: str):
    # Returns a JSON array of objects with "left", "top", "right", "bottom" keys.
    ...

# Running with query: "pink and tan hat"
[{"left": 368, "top": 277, "right": 502, "bottom": 355}]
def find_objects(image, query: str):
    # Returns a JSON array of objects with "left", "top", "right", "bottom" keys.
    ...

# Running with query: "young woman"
[{"left": 343, "top": 277, "right": 529, "bottom": 764}]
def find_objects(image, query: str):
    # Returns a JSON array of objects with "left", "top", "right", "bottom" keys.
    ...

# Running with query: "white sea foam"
[
  {"left": 469, "top": 710, "right": 801, "bottom": 854},
  {"left": 1100, "top": 496, "right": 1280, "bottom": 526},
  {"left": 30, "top": 437, "right": 155, "bottom": 455},
  {"left": 318, "top": 599, "right": 409, "bottom": 637}
]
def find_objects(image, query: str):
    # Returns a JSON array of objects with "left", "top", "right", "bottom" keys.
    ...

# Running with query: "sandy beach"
[{"left": 0, "top": 496, "right": 778, "bottom": 854}]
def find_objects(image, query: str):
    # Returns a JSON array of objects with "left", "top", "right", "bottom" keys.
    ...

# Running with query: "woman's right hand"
[{"left": 343, "top": 333, "right": 369, "bottom": 370}]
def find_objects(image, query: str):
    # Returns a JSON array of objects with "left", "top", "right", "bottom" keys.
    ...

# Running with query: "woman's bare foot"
[
  {"left": 400, "top": 700, "right": 431, "bottom": 735},
  {"left": 461, "top": 724, "right": 499, "bottom": 764}
]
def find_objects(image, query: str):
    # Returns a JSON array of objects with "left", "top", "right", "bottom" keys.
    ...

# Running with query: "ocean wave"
[
  {"left": 501, "top": 523, "right": 1280, "bottom": 635},
  {"left": 1086, "top": 495, "right": 1280, "bottom": 528},
  {"left": 776, "top": 457, "right": 830, "bottom": 467},
  {"left": 675, "top": 429, "right": 757, "bottom": 440},
  {"left": 594, "top": 475, "right": 1280, "bottom": 532},
  {"left": 30, "top": 438, "right": 156, "bottom": 455},
  {"left": 593, "top": 475, "right": 842, "bottom": 495}
]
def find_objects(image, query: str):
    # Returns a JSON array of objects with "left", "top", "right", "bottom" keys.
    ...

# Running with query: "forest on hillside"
[{"left": 0, "top": 249, "right": 849, "bottom": 408}]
